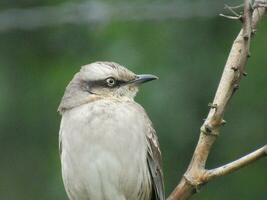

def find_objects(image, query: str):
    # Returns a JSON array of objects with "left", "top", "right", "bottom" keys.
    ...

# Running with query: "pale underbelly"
[
  {"left": 61, "top": 143, "right": 151, "bottom": 200},
  {"left": 60, "top": 101, "right": 152, "bottom": 200}
]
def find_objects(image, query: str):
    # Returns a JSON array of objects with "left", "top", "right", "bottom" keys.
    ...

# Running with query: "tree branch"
[
  {"left": 219, "top": 13, "right": 242, "bottom": 20},
  {"left": 206, "top": 145, "right": 267, "bottom": 180},
  {"left": 167, "top": 1, "right": 267, "bottom": 200}
]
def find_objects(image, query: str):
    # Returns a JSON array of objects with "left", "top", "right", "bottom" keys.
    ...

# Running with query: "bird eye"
[{"left": 106, "top": 77, "right": 116, "bottom": 87}]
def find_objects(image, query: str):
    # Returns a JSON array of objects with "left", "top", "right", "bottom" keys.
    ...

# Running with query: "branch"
[
  {"left": 219, "top": 4, "right": 243, "bottom": 21},
  {"left": 167, "top": 1, "right": 267, "bottom": 200},
  {"left": 219, "top": 13, "right": 242, "bottom": 20},
  {"left": 206, "top": 145, "right": 267, "bottom": 180}
]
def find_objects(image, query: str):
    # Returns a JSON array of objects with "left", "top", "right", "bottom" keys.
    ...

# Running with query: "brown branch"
[
  {"left": 167, "top": 1, "right": 267, "bottom": 200},
  {"left": 205, "top": 145, "right": 267, "bottom": 181},
  {"left": 243, "top": 0, "right": 253, "bottom": 40}
]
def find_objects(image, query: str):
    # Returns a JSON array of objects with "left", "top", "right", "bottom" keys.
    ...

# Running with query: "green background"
[{"left": 0, "top": 0, "right": 266, "bottom": 199}]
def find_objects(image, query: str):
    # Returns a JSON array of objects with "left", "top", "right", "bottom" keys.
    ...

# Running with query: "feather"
[{"left": 146, "top": 126, "right": 165, "bottom": 200}]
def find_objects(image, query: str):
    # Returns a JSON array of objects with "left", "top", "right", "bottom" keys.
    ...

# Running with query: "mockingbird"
[{"left": 58, "top": 62, "right": 165, "bottom": 200}]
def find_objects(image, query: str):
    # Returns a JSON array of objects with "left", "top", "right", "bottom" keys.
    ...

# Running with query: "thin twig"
[
  {"left": 253, "top": 0, "right": 267, "bottom": 8},
  {"left": 220, "top": 4, "right": 244, "bottom": 21},
  {"left": 205, "top": 145, "right": 267, "bottom": 180},
  {"left": 225, "top": 4, "right": 244, "bottom": 9},
  {"left": 258, "top": 3, "right": 267, "bottom": 7},
  {"left": 225, "top": 4, "right": 242, "bottom": 16},
  {"left": 219, "top": 13, "right": 242, "bottom": 20}
]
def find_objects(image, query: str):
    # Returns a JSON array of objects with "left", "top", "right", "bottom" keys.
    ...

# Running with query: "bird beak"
[{"left": 128, "top": 74, "right": 158, "bottom": 85}]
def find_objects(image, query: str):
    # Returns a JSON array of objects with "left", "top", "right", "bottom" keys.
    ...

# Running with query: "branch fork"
[{"left": 167, "top": 1, "right": 267, "bottom": 199}]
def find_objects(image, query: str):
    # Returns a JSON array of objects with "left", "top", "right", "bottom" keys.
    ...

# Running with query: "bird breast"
[{"left": 60, "top": 99, "right": 152, "bottom": 200}]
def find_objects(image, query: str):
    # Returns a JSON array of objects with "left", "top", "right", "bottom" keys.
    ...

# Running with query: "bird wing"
[
  {"left": 59, "top": 128, "right": 63, "bottom": 159},
  {"left": 146, "top": 124, "right": 165, "bottom": 200}
]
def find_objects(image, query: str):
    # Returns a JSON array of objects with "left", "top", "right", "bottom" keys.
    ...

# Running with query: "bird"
[{"left": 58, "top": 61, "right": 165, "bottom": 200}]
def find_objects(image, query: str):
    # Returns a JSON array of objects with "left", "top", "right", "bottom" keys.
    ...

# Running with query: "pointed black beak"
[{"left": 129, "top": 74, "right": 159, "bottom": 85}]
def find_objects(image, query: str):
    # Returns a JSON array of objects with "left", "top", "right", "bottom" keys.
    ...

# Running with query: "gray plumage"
[{"left": 58, "top": 62, "right": 165, "bottom": 200}]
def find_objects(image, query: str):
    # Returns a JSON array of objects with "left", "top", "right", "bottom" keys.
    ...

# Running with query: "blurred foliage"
[{"left": 0, "top": 0, "right": 266, "bottom": 200}]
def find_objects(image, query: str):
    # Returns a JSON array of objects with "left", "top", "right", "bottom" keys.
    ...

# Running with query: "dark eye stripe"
[
  {"left": 86, "top": 79, "right": 127, "bottom": 89},
  {"left": 116, "top": 80, "right": 127, "bottom": 86}
]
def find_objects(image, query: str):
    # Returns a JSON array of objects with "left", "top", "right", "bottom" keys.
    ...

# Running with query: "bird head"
[{"left": 58, "top": 62, "right": 158, "bottom": 113}]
